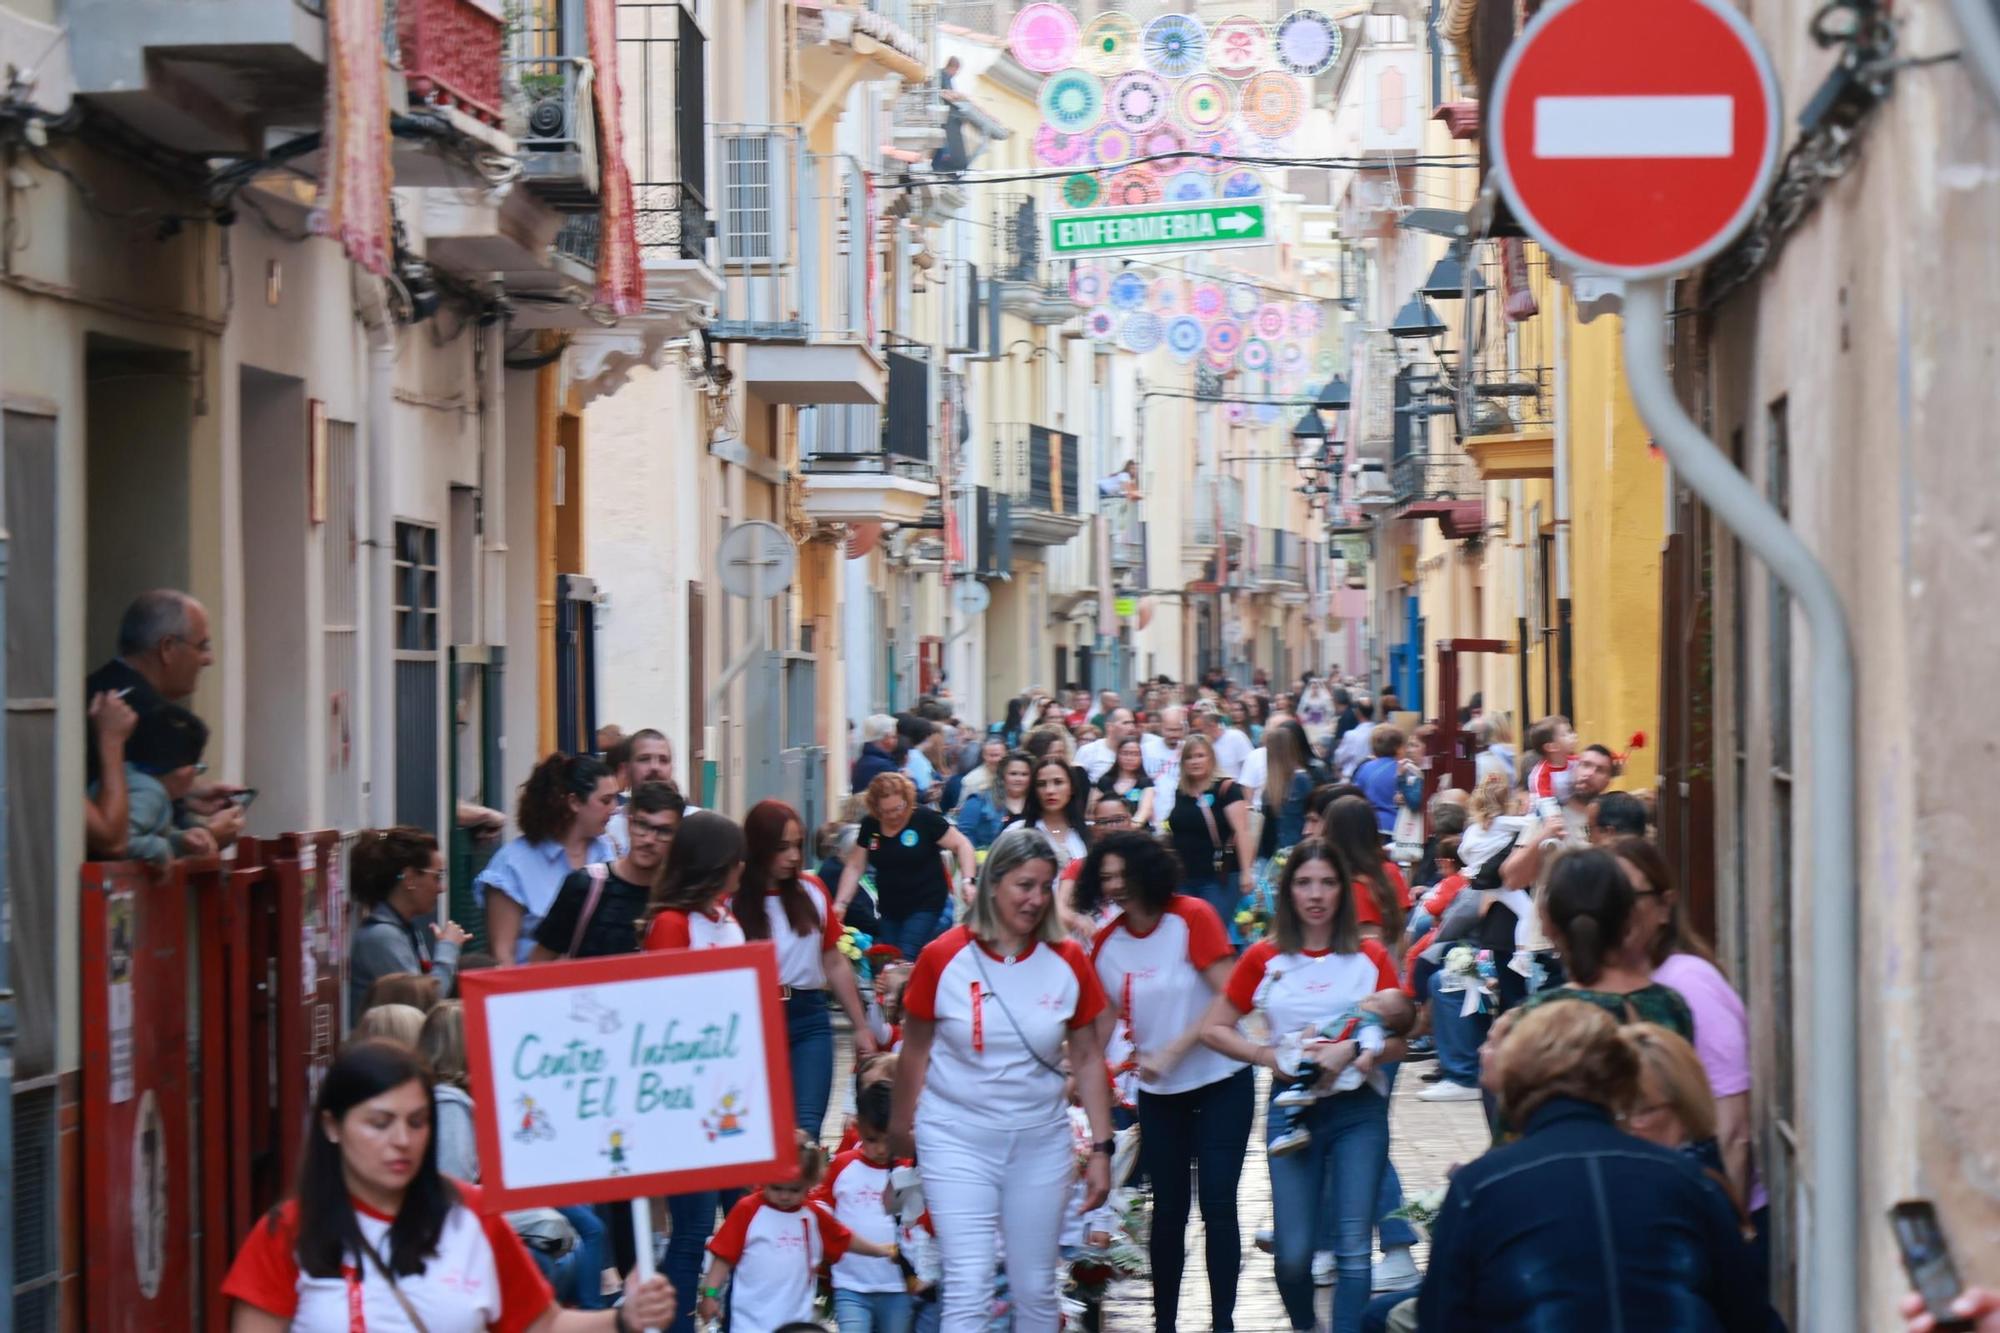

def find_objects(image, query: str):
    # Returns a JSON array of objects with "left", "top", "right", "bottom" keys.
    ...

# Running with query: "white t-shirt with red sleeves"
[
  {"left": 903, "top": 925, "right": 1106, "bottom": 1127},
  {"left": 706, "top": 1194, "right": 854, "bottom": 1333},
  {"left": 756, "top": 872, "right": 845, "bottom": 988},
  {"left": 813, "top": 1150, "right": 906, "bottom": 1293},
  {"left": 220, "top": 1184, "right": 552, "bottom": 1333},
  {"left": 1092, "top": 896, "right": 1246, "bottom": 1096},
  {"left": 642, "top": 903, "right": 746, "bottom": 951},
  {"left": 1224, "top": 937, "right": 1400, "bottom": 1041}
]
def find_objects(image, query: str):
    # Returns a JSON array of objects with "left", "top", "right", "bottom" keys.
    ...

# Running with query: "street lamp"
[
  {"left": 1419, "top": 243, "right": 1487, "bottom": 303},
  {"left": 1315, "top": 374, "right": 1351, "bottom": 412},
  {"left": 1291, "top": 408, "right": 1329, "bottom": 445},
  {"left": 1389, "top": 295, "right": 1448, "bottom": 342}
]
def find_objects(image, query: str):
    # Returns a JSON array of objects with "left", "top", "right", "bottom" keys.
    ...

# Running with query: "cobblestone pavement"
[{"left": 825, "top": 1027, "right": 1489, "bottom": 1332}]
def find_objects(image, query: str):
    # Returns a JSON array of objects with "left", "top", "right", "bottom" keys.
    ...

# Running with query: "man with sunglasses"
[{"left": 87, "top": 589, "right": 245, "bottom": 851}]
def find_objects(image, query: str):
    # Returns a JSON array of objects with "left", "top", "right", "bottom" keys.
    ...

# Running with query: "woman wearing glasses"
[{"left": 347, "top": 827, "right": 469, "bottom": 1016}]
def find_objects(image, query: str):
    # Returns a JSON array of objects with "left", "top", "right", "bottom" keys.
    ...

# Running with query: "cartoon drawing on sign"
[
  {"left": 570, "top": 990, "right": 623, "bottom": 1034},
  {"left": 602, "top": 1126, "right": 632, "bottom": 1174},
  {"left": 702, "top": 1090, "right": 749, "bottom": 1141},
  {"left": 515, "top": 1094, "right": 556, "bottom": 1143}
]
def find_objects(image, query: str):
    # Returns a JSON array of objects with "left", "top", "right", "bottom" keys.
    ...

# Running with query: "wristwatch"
[{"left": 1091, "top": 1138, "right": 1115, "bottom": 1156}]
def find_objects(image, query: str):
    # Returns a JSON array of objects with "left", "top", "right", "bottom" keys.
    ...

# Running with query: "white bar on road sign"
[{"left": 1533, "top": 95, "right": 1734, "bottom": 158}]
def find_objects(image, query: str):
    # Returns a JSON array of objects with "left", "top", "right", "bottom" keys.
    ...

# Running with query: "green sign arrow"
[{"left": 1048, "top": 200, "right": 1271, "bottom": 257}]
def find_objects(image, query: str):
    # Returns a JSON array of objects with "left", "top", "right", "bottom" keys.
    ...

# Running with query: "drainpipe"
[
  {"left": 357, "top": 274, "right": 398, "bottom": 826},
  {"left": 1621, "top": 281, "right": 1857, "bottom": 1333},
  {"left": 1513, "top": 479, "right": 1530, "bottom": 720},
  {"left": 0, "top": 454, "right": 13, "bottom": 1321},
  {"left": 1552, "top": 296, "right": 1574, "bottom": 721}
]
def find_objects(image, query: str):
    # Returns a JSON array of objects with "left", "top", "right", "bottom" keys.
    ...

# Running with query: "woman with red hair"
[{"left": 736, "top": 799, "right": 879, "bottom": 1136}]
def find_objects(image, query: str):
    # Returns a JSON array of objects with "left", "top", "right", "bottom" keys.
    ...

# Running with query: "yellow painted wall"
[{"left": 1565, "top": 302, "right": 1664, "bottom": 790}]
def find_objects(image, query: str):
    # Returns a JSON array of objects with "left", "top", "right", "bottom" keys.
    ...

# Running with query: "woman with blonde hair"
[
  {"left": 835, "top": 771, "right": 977, "bottom": 964},
  {"left": 349, "top": 1002, "right": 426, "bottom": 1048},
  {"left": 1163, "top": 733, "right": 1256, "bottom": 939},
  {"left": 890, "top": 825, "right": 1114, "bottom": 1331},
  {"left": 1415, "top": 1001, "right": 1771, "bottom": 1329}
]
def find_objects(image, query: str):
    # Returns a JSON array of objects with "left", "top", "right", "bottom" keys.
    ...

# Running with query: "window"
[
  {"left": 721, "top": 132, "right": 786, "bottom": 264},
  {"left": 393, "top": 522, "right": 440, "bottom": 832}
]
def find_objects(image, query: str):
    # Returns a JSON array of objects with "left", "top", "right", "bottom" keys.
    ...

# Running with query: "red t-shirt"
[
  {"left": 220, "top": 1183, "right": 552, "bottom": 1333},
  {"left": 1352, "top": 861, "right": 1412, "bottom": 929}
]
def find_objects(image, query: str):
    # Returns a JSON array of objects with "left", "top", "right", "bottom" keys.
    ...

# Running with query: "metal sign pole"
[{"left": 1621, "top": 280, "right": 1858, "bottom": 1333}]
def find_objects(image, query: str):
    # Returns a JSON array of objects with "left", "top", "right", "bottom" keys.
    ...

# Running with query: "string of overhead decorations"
[{"left": 870, "top": 150, "right": 1482, "bottom": 193}]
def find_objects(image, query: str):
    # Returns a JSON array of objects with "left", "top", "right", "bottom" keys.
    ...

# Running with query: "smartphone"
[
  {"left": 231, "top": 788, "right": 260, "bottom": 810},
  {"left": 1533, "top": 796, "right": 1564, "bottom": 822},
  {"left": 1891, "top": 1200, "right": 1976, "bottom": 1332}
]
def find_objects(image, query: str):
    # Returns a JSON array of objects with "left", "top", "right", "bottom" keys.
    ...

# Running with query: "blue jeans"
[
  {"left": 526, "top": 1204, "right": 611, "bottom": 1310},
  {"left": 664, "top": 1190, "right": 737, "bottom": 1333},
  {"left": 787, "top": 989, "right": 834, "bottom": 1139},
  {"left": 1309, "top": 1067, "right": 1418, "bottom": 1261},
  {"left": 1138, "top": 1066, "right": 1255, "bottom": 1333},
  {"left": 1185, "top": 875, "right": 1240, "bottom": 946},
  {"left": 912, "top": 1296, "right": 940, "bottom": 1333},
  {"left": 1268, "top": 1087, "right": 1389, "bottom": 1333},
  {"left": 878, "top": 907, "right": 950, "bottom": 965},
  {"left": 1428, "top": 968, "right": 1487, "bottom": 1088},
  {"left": 1362, "top": 1291, "right": 1417, "bottom": 1332},
  {"left": 833, "top": 1288, "right": 915, "bottom": 1333}
]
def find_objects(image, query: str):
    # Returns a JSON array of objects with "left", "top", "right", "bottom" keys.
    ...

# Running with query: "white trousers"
[{"left": 915, "top": 1111, "right": 1077, "bottom": 1332}]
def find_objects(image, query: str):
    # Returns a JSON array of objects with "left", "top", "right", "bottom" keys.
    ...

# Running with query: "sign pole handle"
[
  {"left": 1620, "top": 279, "right": 1857, "bottom": 1332},
  {"left": 629, "top": 1195, "right": 662, "bottom": 1333}
]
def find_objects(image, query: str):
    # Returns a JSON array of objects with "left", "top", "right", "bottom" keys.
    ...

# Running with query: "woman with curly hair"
[
  {"left": 834, "top": 772, "right": 976, "bottom": 966},
  {"left": 1081, "top": 831, "right": 1250, "bottom": 1333},
  {"left": 348, "top": 825, "right": 466, "bottom": 1015},
  {"left": 475, "top": 752, "right": 620, "bottom": 963}
]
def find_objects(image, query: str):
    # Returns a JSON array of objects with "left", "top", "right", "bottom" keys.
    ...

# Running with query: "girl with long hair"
[
  {"left": 956, "top": 751, "right": 1032, "bottom": 849},
  {"left": 1031, "top": 755, "right": 1089, "bottom": 868},
  {"left": 1094, "top": 735, "right": 1156, "bottom": 829},
  {"left": 1164, "top": 734, "right": 1256, "bottom": 940},
  {"left": 349, "top": 827, "right": 466, "bottom": 1017},
  {"left": 221, "top": 1040, "right": 673, "bottom": 1331},
  {"left": 476, "top": 752, "right": 620, "bottom": 964},
  {"left": 732, "top": 799, "right": 878, "bottom": 1136},
  {"left": 1198, "top": 840, "right": 1404, "bottom": 1333},
  {"left": 1323, "top": 796, "right": 1408, "bottom": 943}
]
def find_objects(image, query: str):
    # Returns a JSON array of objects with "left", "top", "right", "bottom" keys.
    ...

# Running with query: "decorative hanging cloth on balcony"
[
  {"left": 586, "top": 0, "right": 642, "bottom": 314},
  {"left": 314, "top": 0, "right": 391, "bottom": 275}
]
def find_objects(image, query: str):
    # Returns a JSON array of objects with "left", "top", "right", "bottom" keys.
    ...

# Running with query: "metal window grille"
[
  {"left": 721, "top": 133, "right": 784, "bottom": 264},
  {"left": 12, "top": 1083, "right": 57, "bottom": 1330},
  {"left": 393, "top": 522, "right": 441, "bottom": 832}
]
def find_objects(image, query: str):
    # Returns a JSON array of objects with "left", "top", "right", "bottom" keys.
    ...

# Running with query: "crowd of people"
[{"left": 192, "top": 656, "right": 1959, "bottom": 1332}]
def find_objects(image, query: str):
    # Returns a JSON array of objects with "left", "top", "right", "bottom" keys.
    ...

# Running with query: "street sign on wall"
[
  {"left": 1490, "top": 0, "right": 1780, "bottom": 278},
  {"left": 1048, "top": 200, "right": 1271, "bottom": 257}
]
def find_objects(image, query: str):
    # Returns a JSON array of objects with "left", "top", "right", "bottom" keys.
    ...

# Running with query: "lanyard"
[
  {"left": 344, "top": 1265, "right": 367, "bottom": 1333},
  {"left": 1121, "top": 973, "right": 1136, "bottom": 1048},
  {"left": 969, "top": 980, "right": 984, "bottom": 1054}
]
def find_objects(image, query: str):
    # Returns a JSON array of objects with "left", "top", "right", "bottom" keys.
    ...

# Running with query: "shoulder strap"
[
  {"left": 568, "top": 863, "right": 611, "bottom": 959},
  {"left": 358, "top": 1240, "right": 432, "bottom": 1333}
]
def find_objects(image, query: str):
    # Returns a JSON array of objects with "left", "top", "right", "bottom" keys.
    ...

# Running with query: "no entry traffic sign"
[{"left": 1490, "top": 0, "right": 1780, "bottom": 278}]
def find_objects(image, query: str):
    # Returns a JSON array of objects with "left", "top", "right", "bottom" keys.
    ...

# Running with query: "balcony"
[
  {"left": 796, "top": 371, "right": 940, "bottom": 528},
  {"left": 1458, "top": 242, "right": 1558, "bottom": 480},
  {"left": 505, "top": 54, "right": 600, "bottom": 210},
  {"left": 994, "top": 196, "right": 1085, "bottom": 326},
  {"left": 795, "top": 0, "right": 927, "bottom": 129},
  {"left": 710, "top": 133, "right": 884, "bottom": 403},
  {"left": 994, "top": 424, "right": 1085, "bottom": 548},
  {"left": 624, "top": 3, "right": 721, "bottom": 314},
  {"left": 1392, "top": 452, "right": 1486, "bottom": 540},
  {"left": 1189, "top": 473, "right": 1245, "bottom": 550},
  {"left": 1253, "top": 528, "right": 1308, "bottom": 590}
]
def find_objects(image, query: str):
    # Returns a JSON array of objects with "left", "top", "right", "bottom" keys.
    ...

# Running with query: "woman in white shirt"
[
  {"left": 1199, "top": 839, "right": 1406, "bottom": 1333},
  {"left": 1029, "top": 755, "right": 1089, "bottom": 869},
  {"left": 1082, "top": 832, "right": 1251, "bottom": 1333},
  {"left": 891, "top": 825, "right": 1115, "bottom": 1332},
  {"left": 222, "top": 1039, "right": 675, "bottom": 1333}
]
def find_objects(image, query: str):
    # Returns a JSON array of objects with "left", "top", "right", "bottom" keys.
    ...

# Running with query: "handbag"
[
  {"left": 566, "top": 863, "right": 611, "bottom": 959},
  {"left": 1194, "top": 782, "right": 1234, "bottom": 874}
]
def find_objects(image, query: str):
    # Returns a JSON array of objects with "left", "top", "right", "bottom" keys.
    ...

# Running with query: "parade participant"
[
  {"left": 220, "top": 1040, "right": 674, "bottom": 1333},
  {"left": 1196, "top": 703, "right": 1255, "bottom": 781},
  {"left": 1324, "top": 796, "right": 1410, "bottom": 943},
  {"left": 1522, "top": 714, "right": 1578, "bottom": 803},
  {"left": 1351, "top": 727, "right": 1413, "bottom": 838},
  {"left": 1164, "top": 734, "right": 1256, "bottom": 937},
  {"left": 699, "top": 1133, "right": 896, "bottom": 1333},
  {"left": 1081, "top": 832, "right": 1251, "bottom": 1333},
  {"left": 1617, "top": 837, "right": 1763, "bottom": 1225},
  {"left": 1093, "top": 736, "right": 1157, "bottom": 829},
  {"left": 1075, "top": 708, "right": 1168, "bottom": 783},
  {"left": 1031, "top": 754, "right": 1090, "bottom": 868},
  {"left": 814, "top": 1082, "right": 915, "bottom": 1333},
  {"left": 1256, "top": 723, "right": 1315, "bottom": 859},
  {"left": 1415, "top": 1003, "right": 1771, "bottom": 1331},
  {"left": 477, "top": 753, "right": 620, "bottom": 964},
  {"left": 1517, "top": 848, "right": 1694, "bottom": 1040},
  {"left": 734, "top": 799, "right": 879, "bottom": 1137},
  {"left": 836, "top": 773, "right": 978, "bottom": 964},
  {"left": 640, "top": 810, "right": 748, "bottom": 1333},
  {"left": 1199, "top": 839, "right": 1404, "bottom": 1333},
  {"left": 890, "top": 826, "right": 1114, "bottom": 1333},
  {"left": 955, "top": 750, "right": 1031, "bottom": 849},
  {"left": 530, "top": 782, "right": 684, "bottom": 962},
  {"left": 349, "top": 826, "right": 467, "bottom": 1015}
]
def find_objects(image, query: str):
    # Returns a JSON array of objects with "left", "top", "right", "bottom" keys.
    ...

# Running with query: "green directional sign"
[{"left": 1048, "top": 200, "right": 1271, "bottom": 257}]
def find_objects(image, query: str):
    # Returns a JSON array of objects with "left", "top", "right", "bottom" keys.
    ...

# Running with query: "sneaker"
[
  {"left": 1312, "top": 1251, "right": 1336, "bottom": 1286},
  {"left": 1405, "top": 1035, "right": 1436, "bottom": 1060},
  {"left": 1254, "top": 1227, "right": 1275, "bottom": 1254},
  {"left": 1373, "top": 1246, "right": 1422, "bottom": 1292},
  {"left": 1419, "top": 1067, "right": 1445, "bottom": 1083},
  {"left": 1268, "top": 1126, "right": 1313, "bottom": 1157},
  {"left": 1272, "top": 1085, "right": 1318, "bottom": 1108},
  {"left": 1417, "top": 1079, "right": 1483, "bottom": 1103}
]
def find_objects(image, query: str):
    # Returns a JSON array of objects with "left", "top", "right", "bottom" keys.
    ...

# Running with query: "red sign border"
[
  {"left": 460, "top": 943, "right": 797, "bottom": 1213},
  {"left": 1489, "top": 0, "right": 1783, "bottom": 280}
]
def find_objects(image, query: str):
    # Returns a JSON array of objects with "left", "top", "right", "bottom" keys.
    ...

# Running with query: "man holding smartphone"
[
  {"left": 86, "top": 589, "right": 246, "bottom": 852},
  {"left": 1498, "top": 743, "right": 1615, "bottom": 891}
]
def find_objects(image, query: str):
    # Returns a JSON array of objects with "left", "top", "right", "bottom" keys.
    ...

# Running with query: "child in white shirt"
[{"left": 814, "top": 1081, "right": 918, "bottom": 1332}]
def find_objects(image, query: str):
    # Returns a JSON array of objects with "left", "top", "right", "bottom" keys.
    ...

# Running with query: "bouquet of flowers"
[
  {"left": 837, "top": 926, "right": 874, "bottom": 981},
  {"left": 1438, "top": 945, "right": 1499, "bottom": 1018},
  {"left": 1385, "top": 1183, "right": 1452, "bottom": 1236},
  {"left": 1235, "top": 848, "right": 1282, "bottom": 944}
]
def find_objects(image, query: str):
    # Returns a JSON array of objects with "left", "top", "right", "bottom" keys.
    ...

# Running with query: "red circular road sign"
[{"left": 1490, "top": 0, "right": 1781, "bottom": 279}]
